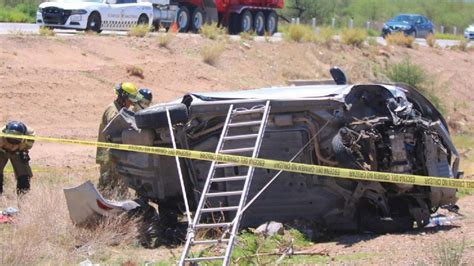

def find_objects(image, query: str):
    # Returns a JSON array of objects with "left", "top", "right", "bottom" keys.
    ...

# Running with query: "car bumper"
[
  {"left": 382, "top": 28, "right": 414, "bottom": 36},
  {"left": 465, "top": 32, "right": 474, "bottom": 39},
  {"left": 36, "top": 12, "right": 88, "bottom": 30}
]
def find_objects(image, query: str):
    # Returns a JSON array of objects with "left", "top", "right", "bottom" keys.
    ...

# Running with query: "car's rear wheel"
[
  {"left": 86, "top": 12, "right": 102, "bottom": 33},
  {"left": 137, "top": 14, "right": 149, "bottom": 25}
]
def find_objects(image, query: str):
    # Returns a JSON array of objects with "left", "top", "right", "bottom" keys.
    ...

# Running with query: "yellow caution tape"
[{"left": 1, "top": 133, "right": 471, "bottom": 190}]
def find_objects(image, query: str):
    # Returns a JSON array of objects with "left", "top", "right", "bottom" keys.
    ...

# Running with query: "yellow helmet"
[{"left": 115, "top": 82, "right": 142, "bottom": 102}]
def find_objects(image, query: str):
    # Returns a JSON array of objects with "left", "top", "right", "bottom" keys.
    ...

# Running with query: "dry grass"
[
  {"left": 284, "top": 24, "right": 314, "bottom": 43},
  {"left": 201, "top": 43, "right": 225, "bottom": 66},
  {"left": 386, "top": 32, "right": 415, "bottom": 48},
  {"left": 39, "top": 26, "right": 55, "bottom": 36},
  {"left": 451, "top": 39, "right": 469, "bottom": 52},
  {"left": 0, "top": 182, "right": 139, "bottom": 265},
  {"left": 157, "top": 32, "right": 175, "bottom": 48},
  {"left": 239, "top": 31, "right": 256, "bottom": 41},
  {"left": 126, "top": 65, "right": 145, "bottom": 79},
  {"left": 200, "top": 23, "right": 227, "bottom": 40},
  {"left": 426, "top": 34, "right": 437, "bottom": 48},
  {"left": 341, "top": 28, "right": 368, "bottom": 47},
  {"left": 128, "top": 24, "right": 150, "bottom": 38}
]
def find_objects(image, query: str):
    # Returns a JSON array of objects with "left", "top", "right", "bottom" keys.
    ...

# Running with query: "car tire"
[
  {"left": 137, "top": 14, "right": 149, "bottom": 25},
  {"left": 177, "top": 6, "right": 190, "bottom": 33},
  {"left": 190, "top": 7, "right": 205, "bottom": 33},
  {"left": 254, "top": 11, "right": 265, "bottom": 36},
  {"left": 86, "top": 12, "right": 102, "bottom": 33},
  {"left": 410, "top": 30, "right": 417, "bottom": 38},
  {"left": 240, "top": 10, "right": 253, "bottom": 33},
  {"left": 135, "top": 103, "right": 189, "bottom": 129},
  {"left": 265, "top": 11, "right": 278, "bottom": 35}
]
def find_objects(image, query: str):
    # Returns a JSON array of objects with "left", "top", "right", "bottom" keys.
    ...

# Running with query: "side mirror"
[{"left": 330, "top": 67, "right": 348, "bottom": 85}]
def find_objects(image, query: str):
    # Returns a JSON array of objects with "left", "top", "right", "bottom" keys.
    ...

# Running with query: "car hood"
[
  {"left": 39, "top": 1, "right": 101, "bottom": 9},
  {"left": 465, "top": 25, "right": 474, "bottom": 32},
  {"left": 386, "top": 21, "right": 413, "bottom": 28}
]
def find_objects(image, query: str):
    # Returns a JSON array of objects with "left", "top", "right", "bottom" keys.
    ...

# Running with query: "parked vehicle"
[
  {"left": 382, "top": 14, "right": 435, "bottom": 38},
  {"left": 464, "top": 24, "right": 474, "bottom": 39},
  {"left": 103, "top": 69, "right": 461, "bottom": 234},
  {"left": 36, "top": 0, "right": 154, "bottom": 32},
  {"left": 149, "top": 0, "right": 283, "bottom": 35},
  {"left": 36, "top": 0, "right": 284, "bottom": 35}
]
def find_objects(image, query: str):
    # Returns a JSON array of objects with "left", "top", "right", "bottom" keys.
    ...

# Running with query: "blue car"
[{"left": 382, "top": 14, "right": 435, "bottom": 38}]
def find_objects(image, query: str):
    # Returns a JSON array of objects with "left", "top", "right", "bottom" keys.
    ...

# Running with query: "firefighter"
[
  {"left": 0, "top": 121, "right": 35, "bottom": 195},
  {"left": 133, "top": 88, "right": 153, "bottom": 111},
  {"left": 97, "top": 82, "right": 141, "bottom": 197}
]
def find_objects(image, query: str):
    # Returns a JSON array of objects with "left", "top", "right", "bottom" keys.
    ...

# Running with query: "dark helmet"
[
  {"left": 139, "top": 88, "right": 153, "bottom": 102},
  {"left": 2, "top": 121, "right": 27, "bottom": 144}
]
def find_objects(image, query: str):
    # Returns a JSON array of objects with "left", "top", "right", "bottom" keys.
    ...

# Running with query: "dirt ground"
[{"left": 0, "top": 33, "right": 473, "bottom": 264}]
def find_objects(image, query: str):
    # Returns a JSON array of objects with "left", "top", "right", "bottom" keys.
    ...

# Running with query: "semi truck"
[
  {"left": 150, "top": 0, "right": 284, "bottom": 35},
  {"left": 36, "top": 0, "right": 284, "bottom": 35}
]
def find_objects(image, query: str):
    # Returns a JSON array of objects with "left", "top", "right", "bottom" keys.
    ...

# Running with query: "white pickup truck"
[{"left": 36, "top": 0, "right": 154, "bottom": 32}]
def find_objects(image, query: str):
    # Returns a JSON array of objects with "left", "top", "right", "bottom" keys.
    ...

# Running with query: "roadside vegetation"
[
  {"left": 128, "top": 24, "right": 150, "bottom": 38},
  {"left": 340, "top": 28, "right": 367, "bottom": 47},
  {"left": 280, "top": 0, "right": 474, "bottom": 30},
  {"left": 0, "top": 0, "right": 40, "bottom": 23},
  {"left": 200, "top": 23, "right": 227, "bottom": 41},
  {"left": 157, "top": 32, "right": 175, "bottom": 48},
  {"left": 39, "top": 26, "right": 54, "bottom": 36},
  {"left": 386, "top": 58, "right": 445, "bottom": 114},
  {"left": 385, "top": 32, "right": 415, "bottom": 48},
  {"left": 201, "top": 43, "right": 225, "bottom": 66}
]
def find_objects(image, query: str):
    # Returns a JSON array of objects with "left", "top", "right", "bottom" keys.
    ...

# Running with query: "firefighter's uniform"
[{"left": 0, "top": 126, "right": 35, "bottom": 194}]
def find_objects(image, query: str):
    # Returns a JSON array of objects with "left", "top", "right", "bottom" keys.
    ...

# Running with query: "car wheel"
[
  {"left": 177, "top": 6, "right": 190, "bottom": 33},
  {"left": 254, "top": 11, "right": 265, "bottom": 36},
  {"left": 137, "top": 14, "right": 149, "bottom": 25},
  {"left": 86, "top": 12, "right": 102, "bottom": 33},
  {"left": 135, "top": 103, "right": 189, "bottom": 129},
  {"left": 190, "top": 7, "right": 205, "bottom": 33},
  {"left": 410, "top": 30, "right": 417, "bottom": 38},
  {"left": 240, "top": 10, "right": 253, "bottom": 33},
  {"left": 265, "top": 11, "right": 278, "bottom": 35}
]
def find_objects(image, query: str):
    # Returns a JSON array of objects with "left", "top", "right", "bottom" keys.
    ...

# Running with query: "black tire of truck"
[
  {"left": 86, "top": 12, "right": 102, "bottom": 33},
  {"left": 265, "top": 11, "right": 278, "bottom": 35},
  {"left": 229, "top": 13, "right": 241, "bottom": 34},
  {"left": 177, "top": 6, "right": 190, "bottom": 33},
  {"left": 135, "top": 103, "right": 189, "bottom": 129},
  {"left": 254, "top": 11, "right": 265, "bottom": 36},
  {"left": 190, "top": 7, "right": 205, "bottom": 33},
  {"left": 358, "top": 199, "right": 414, "bottom": 234},
  {"left": 240, "top": 9, "right": 253, "bottom": 33}
]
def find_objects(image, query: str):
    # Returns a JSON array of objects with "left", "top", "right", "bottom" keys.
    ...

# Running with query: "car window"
[
  {"left": 116, "top": 0, "right": 136, "bottom": 3},
  {"left": 393, "top": 15, "right": 416, "bottom": 23}
]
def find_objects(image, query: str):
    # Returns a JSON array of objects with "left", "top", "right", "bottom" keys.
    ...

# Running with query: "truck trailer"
[{"left": 150, "top": 0, "right": 284, "bottom": 35}]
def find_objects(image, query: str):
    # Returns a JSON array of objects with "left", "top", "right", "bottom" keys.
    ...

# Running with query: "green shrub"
[
  {"left": 367, "top": 28, "right": 380, "bottom": 37},
  {"left": 0, "top": 5, "right": 32, "bottom": 22},
  {"left": 201, "top": 43, "right": 225, "bottom": 66},
  {"left": 200, "top": 23, "right": 227, "bottom": 40},
  {"left": 436, "top": 238, "right": 465, "bottom": 266},
  {"left": 316, "top": 26, "right": 335, "bottom": 45},
  {"left": 239, "top": 30, "right": 256, "bottom": 41},
  {"left": 341, "top": 28, "right": 367, "bottom": 47},
  {"left": 284, "top": 24, "right": 315, "bottom": 42},
  {"left": 386, "top": 58, "right": 426, "bottom": 88}
]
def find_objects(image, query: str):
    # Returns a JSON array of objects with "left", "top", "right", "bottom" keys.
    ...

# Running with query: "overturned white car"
[{"left": 99, "top": 73, "right": 461, "bottom": 236}]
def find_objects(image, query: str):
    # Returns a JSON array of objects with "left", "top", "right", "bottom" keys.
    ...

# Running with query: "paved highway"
[{"left": 0, "top": 23, "right": 470, "bottom": 48}]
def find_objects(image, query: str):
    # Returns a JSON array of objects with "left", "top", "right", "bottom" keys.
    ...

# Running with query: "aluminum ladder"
[{"left": 179, "top": 101, "right": 271, "bottom": 266}]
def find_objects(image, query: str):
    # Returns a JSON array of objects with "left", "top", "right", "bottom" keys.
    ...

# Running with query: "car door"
[
  {"left": 120, "top": 0, "right": 140, "bottom": 29},
  {"left": 101, "top": 0, "right": 123, "bottom": 30}
]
